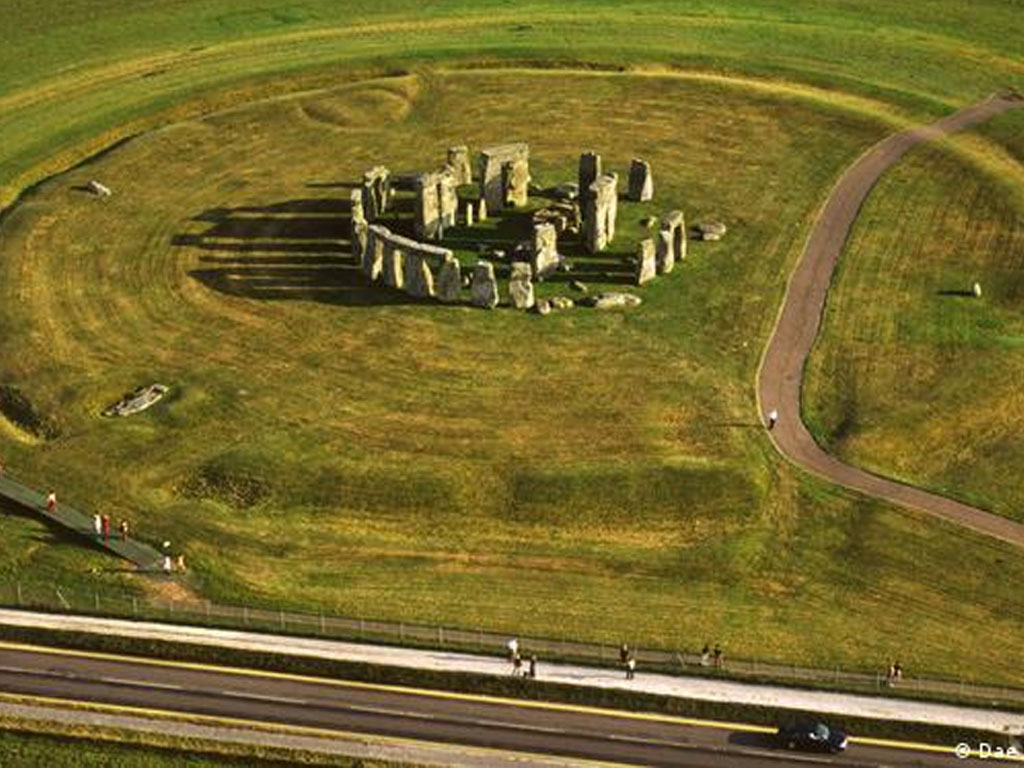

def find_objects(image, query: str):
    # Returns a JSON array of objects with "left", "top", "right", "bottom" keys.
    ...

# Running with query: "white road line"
[{"left": 100, "top": 677, "right": 183, "bottom": 691}]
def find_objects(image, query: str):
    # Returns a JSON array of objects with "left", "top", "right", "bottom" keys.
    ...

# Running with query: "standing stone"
[
  {"left": 655, "top": 229, "right": 675, "bottom": 275},
  {"left": 404, "top": 252, "right": 435, "bottom": 299},
  {"left": 471, "top": 261, "right": 500, "bottom": 309},
  {"left": 383, "top": 246, "right": 405, "bottom": 290},
  {"left": 414, "top": 172, "right": 442, "bottom": 240},
  {"left": 627, "top": 159, "right": 654, "bottom": 202},
  {"left": 438, "top": 170, "right": 458, "bottom": 230},
  {"left": 447, "top": 145, "right": 473, "bottom": 186},
  {"left": 578, "top": 152, "right": 602, "bottom": 219},
  {"left": 583, "top": 173, "right": 618, "bottom": 253},
  {"left": 660, "top": 210, "right": 686, "bottom": 269},
  {"left": 437, "top": 255, "right": 462, "bottom": 303},
  {"left": 363, "top": 225, "right": 388, "bottom": 281},
  {"left": 350, "top": 189, "right": 368, "bottom": 260},
  {"left": 478, "top": 143, "right": 529, "bottom": 212},
  {"left": 635, "top": 239, "right": 656, "bottom": 285},
  {"left": 361, "top": 166, "right": 390, "bottom": 221},
  {"left": 477, "top": 197, "right": 488, "bottom": 222},
  {"left": 531, "top": 222, "right": 559, "bottom": 278},
  {"left": 508, "top": 262, "right": 535, "bottom": 310},
  {"left": 465, "top": 201, "right": 475, "bottom": 227}
]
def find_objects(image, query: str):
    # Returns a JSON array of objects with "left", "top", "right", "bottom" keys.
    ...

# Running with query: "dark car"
[{"left": 777, "top": 720, "right": 849, "bottom": 753}]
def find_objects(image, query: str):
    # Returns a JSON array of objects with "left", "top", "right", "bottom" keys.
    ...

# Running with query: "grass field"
[
  {"left": 1, "top": 1, "right": 1023, "bottom": 686},
  {"left": 805, "top": 109, "right": 1024, "bottom": 520}
]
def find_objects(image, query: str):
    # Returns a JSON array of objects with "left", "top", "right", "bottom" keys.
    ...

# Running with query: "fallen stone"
[
  {"left": 549, "top": 296, "right": 574, "bottom": 310},
  {"left": 471, "top": 261, "right": 500, "bottom": 309},
  {"left": 569, "top": 280, "right": 589, "bottom": 294},
  {"left": 587, "top": 292, "right": 643, "bottom": 310},
  {"left": 102, "top": 384, "right": 168, "bottom": 417},
  {"left": 87, "top": 180, "right": 112, "bottom": 197},
  {"left": 533, "top": 298, "right": 552, "bottom": 316},
  {"left": 699, "top": 220, "right": 728, "bottom": 241}
]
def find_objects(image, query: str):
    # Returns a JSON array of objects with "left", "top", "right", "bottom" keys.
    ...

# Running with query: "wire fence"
[{"left": 2, "top": 579, "right": 1023, "bottom": 711}]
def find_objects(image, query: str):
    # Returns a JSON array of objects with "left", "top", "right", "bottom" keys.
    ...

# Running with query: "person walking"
[
  {"left": 45, "top": 491, "right": 57, "bottom": 513},
  {"left": 506, "top": 637, "right": 519, "bottom": 666},
  {"left": 892, "top": 660, "right": 903, "bottom": 683},
  {"left": 713, "top": 644, "right": 723, "bottom": 669},
  {"left": 626, "top": 655, "right": 636, "bottom": 680},
  {"left": 766, "top": 409, "right": 779, "bottom": 430},
  {"left": 101, "top": 514, "right": 110, "bottom": 544},
  {"left": 119, "top": 519, "right": 129, "bottom": 541},
  {"left": 528, "top": 654, "right": 537, "bottom": 680},
  {"left": 93, "top": 514, "right": 102, "bottom": 540},
  {"left": 512, "top": 651, "right": 523, "bottom": 677},
  {"left": 619, "top": 643, "right": 630, "bottom": 666},
  {"left": 700, "top": 643, "right": 711, "bottom": 667}
]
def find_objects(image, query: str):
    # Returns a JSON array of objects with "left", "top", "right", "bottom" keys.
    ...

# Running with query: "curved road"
[{"left": 758, "top": 93, "right": 1024, "bottom": 548}]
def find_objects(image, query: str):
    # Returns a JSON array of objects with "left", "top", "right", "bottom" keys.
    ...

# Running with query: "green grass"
[
  {"left": 0, "top": 723, "right": 393, "bottom": 766},
  {"left": 805, "top": 114, "right": 1024, "bottom": 522},
  {"left": 2, "top": 0, "right": 1024, "bottom": 692},
  {"left": 4, "top": 69, "right": 1024, "bottom": 686}
]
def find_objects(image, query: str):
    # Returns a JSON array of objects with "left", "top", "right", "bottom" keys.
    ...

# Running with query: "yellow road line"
[
  {"left": 0, "top": 691, "right": 621, "bottom": 768},
  {"left": 0, "top": 639, "right": 963, "bottom": 755}
]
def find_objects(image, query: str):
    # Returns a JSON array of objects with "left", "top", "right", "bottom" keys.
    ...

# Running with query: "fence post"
[
  {"left": 279, "top": 610, "right": 285, "bottom": 631},
  {"left": 243, "top": 607, "right": 249, "bottom": 626},
  {"left": 16, "top": 582, "right": 22, "bottom": 606},
  {"left": 319, "top": 611, "right": 325, "bottom": 635},
  {"left": 359, "top": 618, "right": 365, "bottom": 640},
  {"left": 400, "top": 622, "right": 405, "bottom": 643},
  {"left": 477, "top": 628, "right": 483, "bottom": 650},
  {"left": 132, "top": 596, "right": 138, "bottom": 617},
  {"left": 94, "top": 591, "right": 100, "bottom": 611},
  {"left": 438, "top": 626, "right": 444, "bottom": 647},
  {"left": 834, "top": 666, "right": 839, "bottom": 684},
  {"left": 206, "top": 601, "right": 211, "bottom": 621}
]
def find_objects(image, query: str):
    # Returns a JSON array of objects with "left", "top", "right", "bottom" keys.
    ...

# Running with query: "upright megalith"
[
  {"left": 414, "top": 172, "right": 442, "bottom": 240},
  {"left": 447, "top": 146, "right": 473, "bottom": 186},
  {"left": 364, "top": 225, "right": 388, "bottom": 281},
  {"left": 578, "top": 152, "right": 601, "bottom": 217},
  {"left": 464, "top": 200, "right": 475, "bottom": 227},
  {"left": 531, "top": 222, "right": 559, "bottom": 278},
  {"left": 635, "top": 239, "right": 656, "bottom": 285},
  {"left": 438, "top": 169, "right": 458, "bottom": 230},
  {"left": 657, "top": 210, "right": 685, "bottom": 273},
  {"left": 628, "top": 159, "right": 654, "bottom": 202},
  {"left": 350, "top": 189, "right": 368, "bottom": 259},
  {"left": 471, "top": 261, "right": 500, "bottom": 309},
  {"left": 383, "top": 245, "right": 405, "bottom": 290},
  {"left": 478, "top": 143, "right": 530, "bottom": 211},
  {"left": 583, "top": 173, "right": 618, "bottom": 253},
  {"left": 404, "top": 252, "right": 435, "bottom": 299},
  {"left": 361, "top": 166, "right": 391, "bottom": 221},
  {"left": 508, "top": 262, "right": 535, "bottom": 310},
  {"left": 437, "top": 255, "right": 462, "bottom": 303}
]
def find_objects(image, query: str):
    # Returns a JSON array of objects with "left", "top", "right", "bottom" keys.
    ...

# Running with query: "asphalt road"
[
  {"left": 0, "top": 645, "right": 1002, "bottom": 766},
  {"left": 758, "top": 93, "right": 1024, "bottom": 548}
]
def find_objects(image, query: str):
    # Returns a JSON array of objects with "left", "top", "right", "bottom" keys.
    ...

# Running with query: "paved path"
[
  {"left": 0, "top": 475, "right": 163, "bottom": 571},
  {"left": 2, "top": 609, "right": 1021, "bottom": 736},
  {"left": 757, "top": 93, "right": 1024, "bottom": 548}
]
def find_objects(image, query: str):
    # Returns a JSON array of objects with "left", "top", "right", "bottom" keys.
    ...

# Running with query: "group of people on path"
[
  {"left": 506, "top": 638, "right": 538, "bottom": 679},
  {"left": 92, "top": 513, "right": 130, "bottom": 543},
  {"left": 40, "top": 486, "right": 186, "bottom": 574},
  {"left": 700, "top": 642, "right": 725, "bottom": 668}
]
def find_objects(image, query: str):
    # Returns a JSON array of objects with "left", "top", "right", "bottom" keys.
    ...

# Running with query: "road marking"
[
  {"left": 216, "top": 690, "right": 308, "bottom": 706},
  {"left": 0, "top": 691, "right": 625, "bottom": 768},
  {"left": 100, "top": 677, "right": 183, "bottom": 691},
  {"left": 0, "top": 640, "right": 960, "bottom": 755}
]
